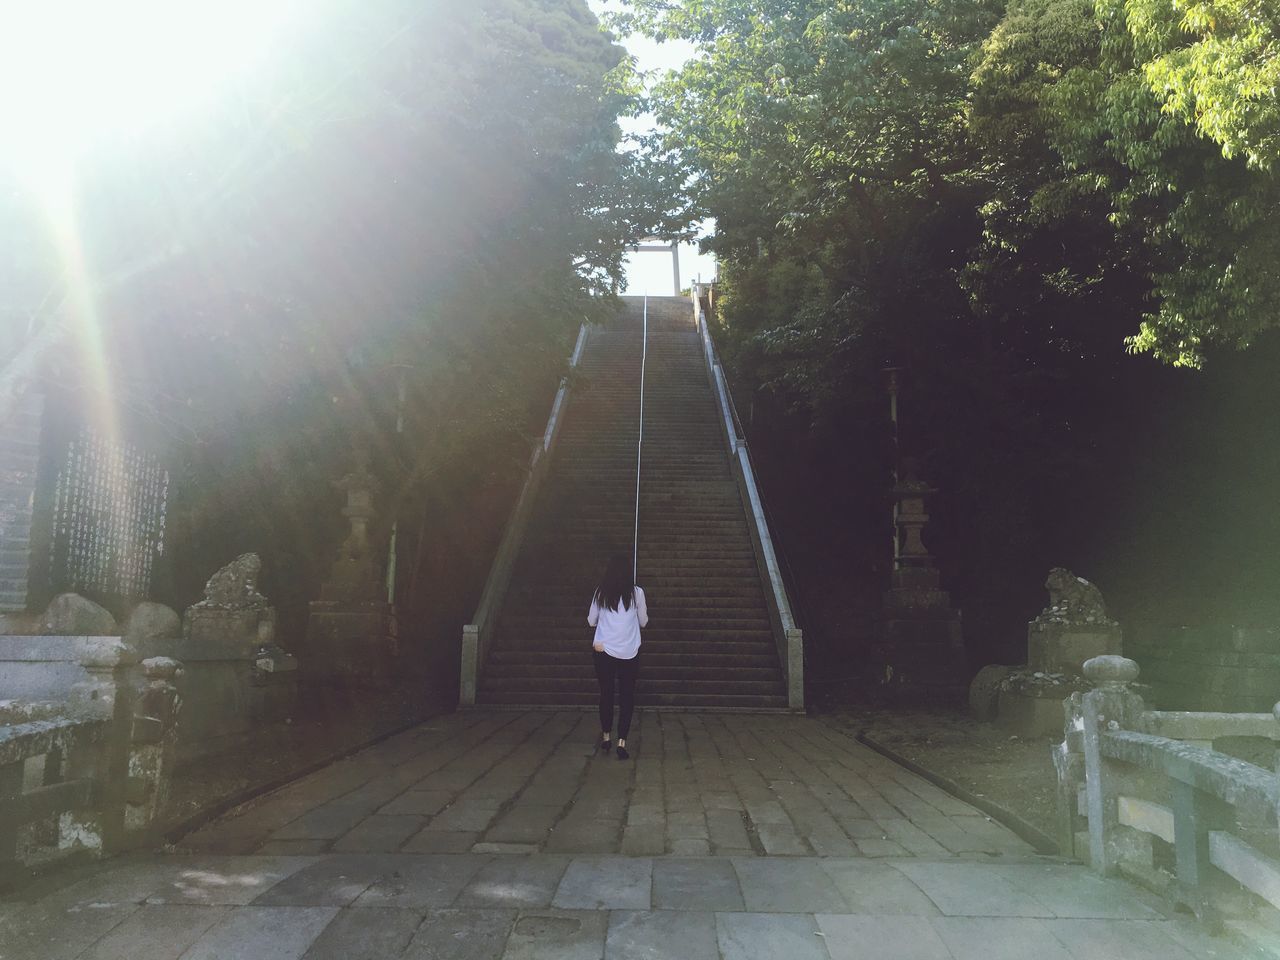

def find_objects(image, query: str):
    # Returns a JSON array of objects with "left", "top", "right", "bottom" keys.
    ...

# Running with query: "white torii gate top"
[{"left": 628, "top": 238, "right": 680, "bottom": 295}]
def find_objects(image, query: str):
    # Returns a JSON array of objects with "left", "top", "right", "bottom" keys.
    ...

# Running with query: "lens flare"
[{"left": 0, "top": 0, "right": 299, "bottom": 178}]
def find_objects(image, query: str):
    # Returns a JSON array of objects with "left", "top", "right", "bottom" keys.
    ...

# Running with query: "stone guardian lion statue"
[
  {"left": 1038, "top": 567, "right": 1109, "bottom": 624},
  {"left": 195, "top": 552, "right": 269, "bottom": 610}
]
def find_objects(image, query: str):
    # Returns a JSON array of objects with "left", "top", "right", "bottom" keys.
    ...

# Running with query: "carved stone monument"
[
  {"left": 306, "top": 453, "right": 402, "bottom": 685},
  {"left": 174, "top": 553, "right": 297, "bottom": 759},
  {"left": 872, "top": 464, "right": 967, "bottom": 699},
  {"left": 972, "top": 568, "right": 1124, "bottom": 736},
  {"left": 1026, "top": 568, "right": 1122, "bottom": 674}
]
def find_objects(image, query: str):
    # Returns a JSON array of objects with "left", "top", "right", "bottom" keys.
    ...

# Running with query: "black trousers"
[{"left": 593, "top": 650, "right": 639, "bottom": 739}]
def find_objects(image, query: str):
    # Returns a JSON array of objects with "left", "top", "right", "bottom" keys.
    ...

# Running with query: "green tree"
[
  {"left": 972, "top": 0, "right": 1280, "bottom": 364},
  {"left": 1125, "top": 0, "right": 1280, "bottom": 172}
]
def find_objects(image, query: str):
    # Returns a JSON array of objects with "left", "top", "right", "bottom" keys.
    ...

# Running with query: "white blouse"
[{"left": 587, "top": 586, "right": 648, "bottom": 660}]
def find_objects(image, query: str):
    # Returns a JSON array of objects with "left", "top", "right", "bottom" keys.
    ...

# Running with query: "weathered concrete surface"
[{"left": 0, "top": 711, "right": 1252, "bottom": 959}]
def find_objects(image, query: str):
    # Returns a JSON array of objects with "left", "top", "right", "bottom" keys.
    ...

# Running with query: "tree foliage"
[
  {"left": 1035, "top": 0, "right": 1280, "bottom": 363},
  {"left": 617, "top": 0, "right": 1280, "bottom": 658},
  {"left": 1124, "top": 0, "right": 1280, "bottom": 172},
  {"left": 620, "top": 0, "right": 1280, "bottom": 367}
]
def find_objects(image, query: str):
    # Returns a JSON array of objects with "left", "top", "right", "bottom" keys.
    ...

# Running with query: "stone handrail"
[
  {"left": 1102, "top": 730, "right": 1276, "bottom": 821},
  {"left": 1057, "top": 654, "right": 1280, "bottom": 930},
  {"left": 460, "top": 323, "right": 590, "bottom": 706},
  {"left": 1138, "top": 711, "right": 1280, "bottom": 743},
  {"left": 690, "top": 285, "right": 804, "bottom": 710},
  {"left": 1, "top": 716, "right": 109, "bottom": 879},
  {"left": 0, "top": 651, "right": 181, "bottom": 884}
]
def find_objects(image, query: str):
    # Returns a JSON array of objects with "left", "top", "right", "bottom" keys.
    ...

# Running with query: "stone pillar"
[
  {"left": 67, "top": 637, "right": 139, "bottom": 853},
  {"left": 123, "top": 656, "right": 183, "bottom": 836},
  {"left": 1053, "top": 690, "right": 1087, "bottom": 859},
  {"left": 306, "top": 454, "right": 402, "bottom": 686},
  {"left": 872, "top": 467, "right": 966, "bottom": 699},
  {"left": 1078, "top": 655, "right": 1146, "bottom": 875}
]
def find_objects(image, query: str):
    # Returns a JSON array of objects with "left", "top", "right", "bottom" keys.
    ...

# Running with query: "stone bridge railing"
[
  {"left": 1057, "top": 655, "right": 1280, "bottom": 931},
  {"left": 0, "top": 640, "right": 181, "bottom": 885}
]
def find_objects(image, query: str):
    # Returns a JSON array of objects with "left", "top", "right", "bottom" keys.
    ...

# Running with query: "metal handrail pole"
[{"left": 633, "top": 295, "right": 648, "bottom": 581}]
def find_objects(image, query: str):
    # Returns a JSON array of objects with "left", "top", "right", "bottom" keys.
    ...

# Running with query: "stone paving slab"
[
  {"left": 179, "top": 905, "right": 339, "bottom": 960},
  {"left": 76, "top": 904, "right": 229, "bottom": 960},
  {"left": 252, "top": 854, "right": 391, "bottom": 906},
  {"left": 606, "top": 909, "right": 721, "bottom": 960},
  {"left": 299, "top": 906, "right": 427, "bottom": 960},
  {"left": 350, "top": 854, "right": 489, "bottom": 908},
  {"left": 457, "top": 855, "right": 571, "bottom": 909},
  {"left": 732, "top": 857, "right": 849, "bottom": 913},
  {"left": 930, "top": 916, "right": 1075, "bottom": 960},
  {"left": 816, "top": 914, "right": 952, "bottom": 960},
  {"left": 717, "top": 912, "right": 830, "bottom": 960},
  {"left": 504, "top": 909, "right": 608, "bottom": 960},
  {"left": 401, "top": 907, "right": 517, "bottom": 960},
  {"left": 651, "top": 858, "right": 746, "bottom": 912},
  {"left": 552, "top": 857, "right": 653, "bottom": 910}
]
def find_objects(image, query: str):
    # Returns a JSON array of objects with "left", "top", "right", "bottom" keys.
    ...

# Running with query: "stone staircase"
[{"left": 476, "top": 296, "right": 788, "bottom": 709}]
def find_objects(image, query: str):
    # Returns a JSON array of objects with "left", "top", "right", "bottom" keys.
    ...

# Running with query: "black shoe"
[
  {"left": 599, "top": 739, "right": 612, "bottom": 755},
  {"left": 615, "top": 744, "right": 630, "bottom": 761}
]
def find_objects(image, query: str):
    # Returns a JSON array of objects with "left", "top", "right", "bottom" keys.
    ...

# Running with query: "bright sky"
[
  {"left": 588, "top": 1, "right": 718, "bottom": 296},
  {"left": 0, "top": 2, "right": 713, "bottom": 298}
]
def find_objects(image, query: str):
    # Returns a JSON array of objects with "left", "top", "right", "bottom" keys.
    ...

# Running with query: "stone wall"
[
  {"left": 0, "top": 635, "right": 95, "bottom": 702},
  {"left": 0, "top": 390, "right": 44, "bottom": 611},
  {"left": 1127, "top": 623, "right": 1280, "bottom": 712}
]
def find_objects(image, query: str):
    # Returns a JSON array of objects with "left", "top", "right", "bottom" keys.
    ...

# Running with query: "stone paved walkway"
[
  {"left": 181, "top": 711, "right": 1039, "bottom": 859},
  {"left": 0, "top": 711, "right": 1252, "bottom": 959}
]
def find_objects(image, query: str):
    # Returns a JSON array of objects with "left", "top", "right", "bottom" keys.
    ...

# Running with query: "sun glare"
[
  {"left": 0, "top": 0, "right": 298, "bottom": 177},
  {"left": 1, "top": 0, "right": 300, "bottom": 458}
]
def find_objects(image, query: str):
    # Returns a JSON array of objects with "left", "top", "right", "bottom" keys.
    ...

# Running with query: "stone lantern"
[
  {"left": 884, "top": 465, "right": 949, "bottom": 611},
  {"left": 873, "top": 461, "right": 966, "bottom": 700},
  {"left": 320, "top": 453, "right": 383, "bottom": 604},
  {"left": 306, "top": 450, "right": 402, "bottom": 686}
]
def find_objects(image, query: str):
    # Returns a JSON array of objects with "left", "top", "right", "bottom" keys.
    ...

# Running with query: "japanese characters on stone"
[{"left": 49, "top": 427, "right": 168, "bottom": 601}]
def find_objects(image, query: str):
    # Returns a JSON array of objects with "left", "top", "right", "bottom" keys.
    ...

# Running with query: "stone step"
[
  {"left": 505, "top": 599, "right": 768, "bottom": 615},
  {"left": 480, "top": 296, "right": 786, "bottom": 710},
  {"left": 489, "top": 649, "right": 780, "bottom": 668},
  {"left": 509, "top": 578, "right": 767, "bottom": 594},
  {"left": 499, "top": 616, "right": 772, "bottom": 634},
  {"left": 494, "top": 629, "right": 777, "bottom": 647},
  {"left": 480, "top": 663, "right": 783, "bottom": 683},
  {"left": 491, "top": 640, "right": 778, "bottom": 660},
  {"left": 475, "top": 688, "right": 788, "bottom": 709}
]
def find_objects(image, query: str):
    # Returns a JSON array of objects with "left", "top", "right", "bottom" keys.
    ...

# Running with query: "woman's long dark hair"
[{"left": 594, "top": 554, "right": 635, "bottom": 612}]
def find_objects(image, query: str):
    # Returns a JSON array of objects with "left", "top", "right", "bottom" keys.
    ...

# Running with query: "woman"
[{"left": 587, "top": 554, "right": 647, "bottom": 760}]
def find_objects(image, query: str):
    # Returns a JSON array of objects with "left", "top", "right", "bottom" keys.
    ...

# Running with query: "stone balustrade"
[
  {"left": 1057, "top": 654, "right": 1280, "bottom": 936},
  {"left": 0, "top": 642, "right": 182, "bottom": 886}
]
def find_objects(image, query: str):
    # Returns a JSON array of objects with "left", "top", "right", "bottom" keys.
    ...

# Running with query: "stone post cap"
[
  {"left": 1083, "top": 655, "right": 1139, "bottom": 686},
  {"left": 75, "top": 637, "right": 140, "bottom": 669}
]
